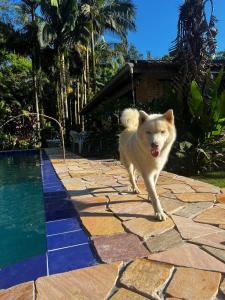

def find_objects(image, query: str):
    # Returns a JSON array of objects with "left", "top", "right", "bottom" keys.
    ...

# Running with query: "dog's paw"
[
  {"left": 133, "top": 186, "right": 141, "bottom": 194},
  {"left": 155, "top": 211, "right": 167, "bottom": 221}
]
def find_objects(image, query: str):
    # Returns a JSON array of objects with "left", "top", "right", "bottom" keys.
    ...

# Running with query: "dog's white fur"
[{"left": 119, "top": 108, "right": 176, "bottom": 221}]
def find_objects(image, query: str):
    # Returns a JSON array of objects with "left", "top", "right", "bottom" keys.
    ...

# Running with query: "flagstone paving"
[
  {"left": 165, "top": 267, "right": 221, "bottom": 300},
  {"left": 1, "top": 148, "right": 225, "bottom": 299}
]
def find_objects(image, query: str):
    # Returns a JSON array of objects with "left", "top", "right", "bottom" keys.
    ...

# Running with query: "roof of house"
[
  {"left": 80, "top": 60, "right": 179, "bottom": 115},
  {"left": 80, "top": 59, "right": 225, "bottom": 115}
]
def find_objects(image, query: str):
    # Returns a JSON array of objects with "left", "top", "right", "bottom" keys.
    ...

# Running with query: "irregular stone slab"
[
  {"left": 160, "top": 197, "right": 185, "bottom": 214},
  {"left": 81, "top": 215, "right": 124, "bottom": 236},
  {"left": 176, "top": 193, "right": 215, "bottom": 202},
  {"left": 202, "top": 245, "right": 225, "bottom": 263},
  {"left": 110, "top": 201, "right": 155, "bottom": 221},
  {"left": 0, "top": 281, "right": 34, "bottom": 300},
  {"left": 166, "top": 267, "right": 221, "bottom": 300},
  {"left": 191, "top": 184, "right": 221, "bottom": 194},
  {"left": 172, "top": 215, "right": 222, "bottom": 240},
  {"left": 120, "top": 258, "right": 173, "bottom": 299},
  {"left": 191, "top": 231, "right": 225, "bottom": 250},
  {"left": 108, "top": 194, "right": 142, "bottom": 203},
  {"left": 149, "top": 243, "right": 225, "bottom": 272},
  {"left": 145, "top": 229, "right": 184, "bottom": 253},
  {"left": 36, "top": 261, "right": 122, "bottom": 300},
  {"left": 161, "top": 183, "right": 195, "bottom": 193},
  {"left": 123, "top": 217, "right": 174, "bottom": 239},
  {"left": 194, "top": 206, "right": 225, "bottom": 225},
  {"left": 110, "top": 288, "right": 148, "bottom": 300},
  {"left": 217, "top": 194, "right": 225, "bottom": 204},
  {"left": 174, "top": 201, "right": 213, "bottom": 218},
  {"left": 93, "top": 233, "right": 149, "bottom": 263},
  {"left": 161, "top": 191, "right": 177, "bottom": 199},
  {"left": 71, "top": 196, "right": 108, "bottom": 215},
  {"left": 157, "top": 177, "right": 182, "bottom": 185},
  {"left": 219, "top": 224, "right": 225, "bottom": 229},
  {"left": 220, "top": 278, "right": 225, "bottom": 297}
]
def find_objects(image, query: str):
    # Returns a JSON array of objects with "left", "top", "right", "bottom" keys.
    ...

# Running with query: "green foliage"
[
  {"left": 0, "top": 49, "right": 39, "bottom": 150},
  {"left": 188, "top": 68, "right": 225, "bottom": 140}
]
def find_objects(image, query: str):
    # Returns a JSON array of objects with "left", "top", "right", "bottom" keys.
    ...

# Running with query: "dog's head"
[{"left": 137, "top": 110, "right": 176, "bottom": 158}]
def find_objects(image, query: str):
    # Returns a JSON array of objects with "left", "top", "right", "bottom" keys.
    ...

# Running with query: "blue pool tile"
[
  {"left": 47, "top": 230, "right": 89, "bottom": 250},
  {"left": 45, "top": 200, "right": 74, "bottom": 213},
  {"left": 45, "top": 208, "right": 76, "bottom": 221},
  {"left": 0, "top": 254, "right": 47, "bottom": 289},
  {"left": 48, "top": 243, "right": 97, "bottom": 275},
  {"left": 46, "top": 217, "right": 82, "bottom": 235}
]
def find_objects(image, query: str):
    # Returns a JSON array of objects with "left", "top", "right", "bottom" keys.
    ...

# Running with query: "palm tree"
[
  {"left": 170, "top": 0, "right": 217, "bottom": 125},
  {"left": 80, "top": 0, "right": 136, "bottom": 92},
  {"left": 17, "top": 0, "right": 42, "bottom": 131},
  {"left": 38, "top": 0, "right": 81, "bottom": 127}
]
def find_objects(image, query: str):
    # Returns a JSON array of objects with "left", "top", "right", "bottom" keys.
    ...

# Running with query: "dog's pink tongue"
[{"left": 151, "top": 147, "right": 160, "bottom": 157}]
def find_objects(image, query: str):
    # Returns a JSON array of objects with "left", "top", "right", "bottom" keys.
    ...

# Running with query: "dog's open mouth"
[{"left": 151, "top": 146, "right": 160, "bottom": 158}]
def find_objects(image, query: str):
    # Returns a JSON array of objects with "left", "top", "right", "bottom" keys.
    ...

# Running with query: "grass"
[{"left": 192, "top": 171, "right": 225, "bottom": 188}]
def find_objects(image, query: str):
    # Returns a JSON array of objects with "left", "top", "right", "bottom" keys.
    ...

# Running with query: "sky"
[{"left": 126, "top": 0, "right": 225, "bottom": 59}]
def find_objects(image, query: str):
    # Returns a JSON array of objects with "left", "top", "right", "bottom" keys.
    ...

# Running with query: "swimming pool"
[
  {"left": 0, "top": 151, "right": 46, "bottom": 268},
  {"left": 0, "top": 150, "right": 97, "bottom": 289}
]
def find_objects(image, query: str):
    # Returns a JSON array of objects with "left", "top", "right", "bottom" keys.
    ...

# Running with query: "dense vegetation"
[
  {"left": 1, "top": 0, "right": 225, "bottom": 177},
  {"left": 0, "top": 0, "right": 139, "bottom": 149}
]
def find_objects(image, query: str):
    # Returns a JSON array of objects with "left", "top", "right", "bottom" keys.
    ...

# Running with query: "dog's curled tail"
[{"left": 120, "top": 108, "right": 139, "bottom": 129}]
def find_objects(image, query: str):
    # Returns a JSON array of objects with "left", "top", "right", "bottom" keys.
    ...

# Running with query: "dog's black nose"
[{"left": 151, "top": 142, "right": 158, "bottom": 148}]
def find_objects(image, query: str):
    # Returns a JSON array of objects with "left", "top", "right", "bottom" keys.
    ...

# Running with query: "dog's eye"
[
  {"left": 161, "top": 130, "right": 165, "bottom": 134},
  {"left": 146, "top": 131, "right": 151, "bottom": 134}
]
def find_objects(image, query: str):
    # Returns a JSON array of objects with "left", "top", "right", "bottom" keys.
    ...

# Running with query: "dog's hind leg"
[{"left": 128, "top": 164, "right": 140, "bottom": 194}]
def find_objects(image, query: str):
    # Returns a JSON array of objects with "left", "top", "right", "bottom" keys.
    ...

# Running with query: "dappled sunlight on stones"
[
  {"left": 120, "top": 258, "right": 174, "bottom": 299},
  {"left": 36, "top": 262, "right": 123, "bottom": 300},
  {"left": 166, "top": 267, "right": 221, "bottom": 300}
]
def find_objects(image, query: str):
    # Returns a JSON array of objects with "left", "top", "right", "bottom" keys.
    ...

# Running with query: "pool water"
[{"left": 0, "top": 152, "right": 46, "bottom": 268}]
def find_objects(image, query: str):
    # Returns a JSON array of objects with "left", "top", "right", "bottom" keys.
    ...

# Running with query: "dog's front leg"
[{"left": 144, "top": 174, "right": 167, "bottom": 221}]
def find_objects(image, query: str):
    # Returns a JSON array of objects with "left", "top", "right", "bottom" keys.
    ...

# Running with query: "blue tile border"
[
  {"left": 0, "top": 149, "right": 98, "bottom": 289},
  {"left": 41, "top": 150, "right": 98, "bottom": 276},
  {"left": 0, "top": 149, "right": 38, "bottom": 156}
]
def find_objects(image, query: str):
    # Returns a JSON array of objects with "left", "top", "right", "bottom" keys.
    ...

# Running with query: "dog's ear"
[
  {"left": 164, "top": 109, "right": 174, "bottom": 124},
  {"left": 139, "top": 110, "right": 149, "bottom": 125}
]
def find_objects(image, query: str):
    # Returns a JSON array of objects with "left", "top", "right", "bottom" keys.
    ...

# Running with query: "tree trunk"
[
  {"left": 58, "top": 51, "right": 65, "bottom": 128},
  {"left": 86, "top": 45, "right": 90, "bottom": 95},
  {"left": 91, "top": 21, "right": 96, "bottom": 92},
  {"left": 31, "top": 6, "right": 40, "bottom": 133},
  {"left": 61, "top": 52, "right": 68, "bottom": 119}
]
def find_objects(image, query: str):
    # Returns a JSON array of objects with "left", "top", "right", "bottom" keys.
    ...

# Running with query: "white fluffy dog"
[{"left": 119, "top": 108, "right": 176, "bottom": 221}]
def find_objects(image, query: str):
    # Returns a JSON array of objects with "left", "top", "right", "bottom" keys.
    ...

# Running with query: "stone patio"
[{"left": 1, "top": 148, "right": 225, "bottom": 300}]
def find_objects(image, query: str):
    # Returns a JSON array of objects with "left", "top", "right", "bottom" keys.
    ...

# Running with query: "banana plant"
[{"left": 189, "top": 68, "right": 225, "bottom": 139}]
